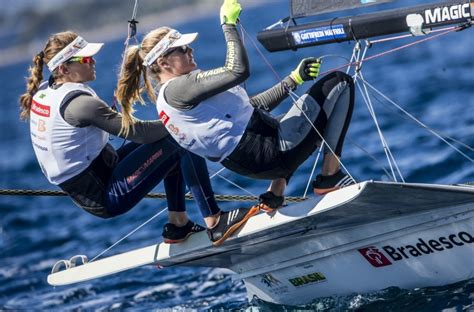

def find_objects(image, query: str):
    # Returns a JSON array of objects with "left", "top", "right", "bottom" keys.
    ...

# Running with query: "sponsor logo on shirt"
[
  {"left": 159, "top": 111, "right": 169, "bottom": 125},
  {"left": 31, "top": 100, "right": 50, "bottom": 117},
  {"left": 359, "top": 231, "right": 473, "bottom": 267},
  {"left": 33, "top": 142, "right": 48, "bottom": 152},
  {"left": 159, "top": 110, "right": 196, "bottom": 148}
]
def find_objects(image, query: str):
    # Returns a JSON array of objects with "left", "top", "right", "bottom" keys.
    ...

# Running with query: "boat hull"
[
  {"left": 242, "top": 205, "right": 473, "bottom": 305},
  {"left": 47, "top": 181, "right": 473, "bottom": 306}
]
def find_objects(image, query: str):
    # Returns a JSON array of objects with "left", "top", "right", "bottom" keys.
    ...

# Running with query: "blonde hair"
[
  {"left": 19, "top": 31, "right": 78, "bottom": 120},
  {"left": 115, "top": 27, "right": 172, "bottom": 138}
]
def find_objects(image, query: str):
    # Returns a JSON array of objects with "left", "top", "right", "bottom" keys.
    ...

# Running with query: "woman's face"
[
  {"left": 162, "top": 45, "right": 197, "bottom": 75},
  {"left": 59, "top": 56, "right": 97, "bottom": 83}
]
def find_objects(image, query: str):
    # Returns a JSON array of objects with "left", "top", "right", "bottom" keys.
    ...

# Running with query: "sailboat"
[{"left": 47, "top": 0, "right": 474, "bottom": 305}]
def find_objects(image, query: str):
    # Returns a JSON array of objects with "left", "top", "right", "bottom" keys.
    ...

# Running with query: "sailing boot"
[
  {"left": 313, "top": 170, "right": 356, "bottom": 195},
  {"left": 162, "top": 220, "right": 206, "bottom": 244},
  {"left": 207, "top": 206, "right": 260, "bottom": 246},
  {"left": 258, "top": 191, "right": 285, "bottom": 213}
]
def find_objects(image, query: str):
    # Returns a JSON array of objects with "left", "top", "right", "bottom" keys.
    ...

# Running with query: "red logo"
[
  {"left": 159, "top": 111, "right": 169, "bottom": 125},
  {"left": 31, "top": 100, "right": 50, "bottom": 117},
  {"left": 358, "top": 246, "right": 392, "bottom": 267}
]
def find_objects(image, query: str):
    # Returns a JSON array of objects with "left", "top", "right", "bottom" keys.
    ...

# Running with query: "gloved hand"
[
  {"left": 290, "top": 57, "right": 321, "bottom": 85},
  {"left": 220, "top": 0, "right": 242, "bottom": 25}
]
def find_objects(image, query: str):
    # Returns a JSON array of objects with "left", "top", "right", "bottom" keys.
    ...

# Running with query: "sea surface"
[{"left": 1, "top": 1, "right": 473, "bottom": 311}]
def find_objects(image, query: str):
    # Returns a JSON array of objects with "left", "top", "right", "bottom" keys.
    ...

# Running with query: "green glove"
[
  {"left": 290, "top": 57, "right": 321, "bottom": 85},
  {"left": 220, "top": 0, "right": 242, "bottom": 25}
]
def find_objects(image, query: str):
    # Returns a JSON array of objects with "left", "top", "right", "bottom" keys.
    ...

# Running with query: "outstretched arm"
[
  {"left": 249, "top": 76, "right": 297, "bottom": 112},
  {"left": 63, "top": 95, "right": 169, "bottom": 144},
  {"left": 165, "top": 1, "right": 249, "bottom": 110}
]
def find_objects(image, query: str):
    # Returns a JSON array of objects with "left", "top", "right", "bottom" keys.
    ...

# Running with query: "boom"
[{"left": 257, "top": 0, "right": 473, "bottom": 52}]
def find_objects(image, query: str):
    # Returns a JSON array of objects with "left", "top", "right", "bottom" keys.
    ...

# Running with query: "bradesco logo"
[
  {"left": 359, "top": 231, "right": 473, "bottom": 267},
  {"left": 358, "top": 247, "right": 393, "bottom": 267}
]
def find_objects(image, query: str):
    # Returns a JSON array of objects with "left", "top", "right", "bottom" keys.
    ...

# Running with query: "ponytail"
[
  {"left": 19, "top": 52, "right": 45, "bottom": 120},
  {"left": 115, "top": 45, "right": 147, "bottom": 138},
  {"left": 116, "top": 27, "right": 171, "bottom": 138}
]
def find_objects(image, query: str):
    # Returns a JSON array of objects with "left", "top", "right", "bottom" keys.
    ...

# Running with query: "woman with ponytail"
[
  {"left": 117, "top": 0, "right": 356, "bottom": 214},
  {"left": 20, "top": 31, "right": 257, "bottom": 246}
]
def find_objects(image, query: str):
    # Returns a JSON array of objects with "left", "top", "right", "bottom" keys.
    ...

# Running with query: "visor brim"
[{"left": 73, "top": 43, "right": 104, "bottom": 57}]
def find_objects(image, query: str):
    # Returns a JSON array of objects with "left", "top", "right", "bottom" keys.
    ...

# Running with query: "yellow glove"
[
  {"left": 220, "top": 0, "right": 242, "bottom": 25},
  {"left": 290, "top": 57, "right": 321, "bottom": 85}
]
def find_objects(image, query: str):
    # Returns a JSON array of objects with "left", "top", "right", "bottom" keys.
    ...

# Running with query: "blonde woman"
[
  {"left": 20, "top": 31, "right": 257, "bottom": 246},
  {"left": 116, "top": 0, "right": 355, "bottom": 212}
]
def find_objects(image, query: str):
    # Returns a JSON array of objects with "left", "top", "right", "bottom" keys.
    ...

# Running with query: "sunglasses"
[
  {"left": 162, "top": 45, "right": 190, "bottom": 57},
  {"left": 66, "top": 56, "right": 95, "bottom": 64}
]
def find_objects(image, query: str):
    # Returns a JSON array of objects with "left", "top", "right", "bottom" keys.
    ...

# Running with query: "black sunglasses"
[{"left": 163, "top": 45, "right": 190, "bottom": 57}]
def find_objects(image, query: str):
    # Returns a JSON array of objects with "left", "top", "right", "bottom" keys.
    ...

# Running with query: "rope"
[
  {"left": 0, "top": 188, "right": 307, "bottom": 203},
  {"left": 112, "top": 0, "right": 140, "bottom": 112},
  {"left": 319, "top": 25, "right": 462, "bottom": 77},
  {"left": 360, "top": 77, "right": 474, "bottom": 163}
]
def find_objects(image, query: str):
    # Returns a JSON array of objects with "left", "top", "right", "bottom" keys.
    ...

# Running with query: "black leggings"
[{"left": 222, "top": 71, "right": 354, "bottom": 180}]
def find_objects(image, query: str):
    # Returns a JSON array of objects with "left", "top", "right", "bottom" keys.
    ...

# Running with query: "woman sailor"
[
  {"left": 116, "top": 0, "right": 356, "bottom": 211},
  {"left": 19, "top": 31, "right": 258, "bottom": 246}
]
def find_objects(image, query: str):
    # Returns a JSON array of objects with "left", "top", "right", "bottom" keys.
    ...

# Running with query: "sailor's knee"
[
  {"left": 326, "top": 71, "right": 354, "bottom": 87},
  {"left": 82, "top": 206, "right": 115, "bottom": 219},
  {"left": 306, "top": 71, "right": 354, "bottom": 104}
]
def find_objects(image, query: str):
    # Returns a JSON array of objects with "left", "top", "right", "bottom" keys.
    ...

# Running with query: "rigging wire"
[
  {"left": 360, "top": 78, "right": 474, "bottom": 163},
  {"left": 286, "top": 88, "right": 358, "bottom": 183},
  {"left": 318, "top": 25, "right": 462, "bottom": 77},
  {"left": 240, "top": 23, "right": 357, "bottom": 187},
  {"left": 240, "top": 21, "right": 472, "bottom": 185},
  {"left": 355, "top": 71, "right": 405, "bottom": 182},
  {"left": 358, "top": 77, "right": 474, "bottom": 153}
]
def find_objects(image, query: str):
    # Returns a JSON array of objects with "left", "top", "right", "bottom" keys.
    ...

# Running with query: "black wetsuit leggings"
[{"left": 222, "top": 71, "right": 355, "bottom": 180}]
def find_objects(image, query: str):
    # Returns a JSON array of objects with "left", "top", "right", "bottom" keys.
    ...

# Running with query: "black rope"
[{"left": 0, "top": 189, "right": 308, "bottom": 203}]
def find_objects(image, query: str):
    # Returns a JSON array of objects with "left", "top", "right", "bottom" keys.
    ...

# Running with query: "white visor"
[
  {"left": 142, "top": 29, "right": 198, "bottom": 67},
  {"left": 47, "top": 36, "right": 104, "bottom": 72}
]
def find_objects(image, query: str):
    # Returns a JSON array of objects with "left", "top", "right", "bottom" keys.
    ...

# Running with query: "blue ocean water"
[{"left": 1, "top": 1, "right": 473, "bottom": 310}]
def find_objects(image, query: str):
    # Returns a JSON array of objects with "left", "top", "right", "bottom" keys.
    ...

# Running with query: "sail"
[{"left": 291, "top": 0, "right": 394, "bottom": 18}]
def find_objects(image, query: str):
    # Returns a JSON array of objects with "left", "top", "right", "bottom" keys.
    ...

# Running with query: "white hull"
[
  {"left": 242, "top": 205, "right": 473, "bottom": 305},
  {"left": 47, "top": 181, "right": 474, "bottom": 306}
]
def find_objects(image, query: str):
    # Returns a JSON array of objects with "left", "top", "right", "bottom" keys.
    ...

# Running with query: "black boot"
[
  {"left": 162, "top": 220, "right": 206, "bottom": 244},
  {"left": 313, "top": 170, "right": 356, "bottom": 195}
]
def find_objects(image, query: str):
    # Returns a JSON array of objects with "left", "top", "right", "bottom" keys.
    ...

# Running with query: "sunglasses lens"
[
  {"left": 164, "top": 46, "right": 189, "bottom": 57},
  {"left": 67, "top": 56, "right": 94, "bottom": 64}
]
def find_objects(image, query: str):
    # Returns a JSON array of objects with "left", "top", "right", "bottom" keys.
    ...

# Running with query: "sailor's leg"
[
  {"left": 163, "top": 164, "right": 188, "bottom": 226},
  {"left": 179, "top": 152, "right": 221, "bottom": 228},
  {"left": 105, "top": 137, "right": 184, "bottom": 217},
  {"left": 278, "top": 71, "right": 354, "bottom": 173},
  {"left": 317, "top": 72, "right": 354, "bottom": 174}
]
